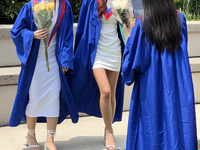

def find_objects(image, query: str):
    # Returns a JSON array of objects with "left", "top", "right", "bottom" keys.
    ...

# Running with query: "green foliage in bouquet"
[
  {"left": 174, "top": 0, "right": 200, "bottom": 21},
  {"left": 34, "top": 9, "right": 53, "bottom": 30},
  {"left": 33, "top": 2, "right": 54, "bottom": 72},
  {"left": 199, "top": 141, "right": 200, "bottom": 150},
  {"left": 116, "top": 9, "right": 131, "bottom": 27}
]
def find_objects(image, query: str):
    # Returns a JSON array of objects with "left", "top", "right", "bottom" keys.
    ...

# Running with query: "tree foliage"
[
  {"left": 0, "top": 0, "right": 29, "bottom": 24},
  {"left": 0, "top": 0, "right": 200, "bottom": 24},
  {"left": 174, "top": 0, "right": 200, "bottom": 21},
  {"left": 0, "top": 0, "right": 82, "bottom": 24},
  {"left": 68, "top": 0, "right": 82, "bottom": 23}
]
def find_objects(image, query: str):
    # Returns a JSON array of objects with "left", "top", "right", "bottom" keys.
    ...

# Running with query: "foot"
[
  {"left": 26, "top": 133, "right": 41, "bottom": 150},
  {"left": 105, "top": 129, "right": 115, "bottom": 150},
  {"left": 45, "top": 138, "right": 57, "bottom": 150}
]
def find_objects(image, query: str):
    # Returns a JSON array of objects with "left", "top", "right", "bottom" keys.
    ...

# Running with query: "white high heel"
[
  {"left": 44, "top": 130, "right": 56, "bottom": 150},
  {"left": 44, "top": 143, "right": 47, "bottom": 150},
  {"left": 104, "top": 129, "right": 115, "bottom": 150},
  {"left": 25, "top": 128, "right": 41, "bottom": 150}
]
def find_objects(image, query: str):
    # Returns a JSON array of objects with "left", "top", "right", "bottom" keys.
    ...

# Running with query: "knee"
[{"left": 100, "top": 89, "right": 111, "bottom": 101}]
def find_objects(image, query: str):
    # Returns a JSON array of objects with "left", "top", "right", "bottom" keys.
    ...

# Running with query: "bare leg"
[
  {"left": 45, "top": 117, "right": 58, "bottom": 150},
  {"left": 93, "top": 68, "right": 113, "bottom": 132},
  {"left": 93, "top": 68, "right": 119, "bottom": 148},
  {"left": 26, "top": 116, "right": 41, "bottom": 150},
  {"left": 106, "top": 70, "right": 119, "bottom": 122}
]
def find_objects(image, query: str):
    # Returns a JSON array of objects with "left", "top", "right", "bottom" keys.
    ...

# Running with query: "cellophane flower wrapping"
[
  {"left": 31, "top": 0, "right": 54, "bottom": 72},
  {"left": 111, "top": 0, "right": 135, "bottom": 27}
]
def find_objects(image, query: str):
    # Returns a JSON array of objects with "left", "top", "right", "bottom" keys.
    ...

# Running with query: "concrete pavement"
[
  {"left": 1, "top": 105, "right": 200, "bottom": 150},
  {"left": 0, "top": 112, "right": 129, "bottom": 150}
]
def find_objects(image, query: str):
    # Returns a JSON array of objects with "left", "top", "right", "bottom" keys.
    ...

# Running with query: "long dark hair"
[
  {"left": 142, "top": 0, "right": 182, "bottom": 53},
  {"left": 98, "top": 0, "right": 107, "bottom": 20}
]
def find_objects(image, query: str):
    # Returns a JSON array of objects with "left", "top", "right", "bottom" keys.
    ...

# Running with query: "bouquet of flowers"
[
  {"left": 32, "top": 0, "right": 54, "bottom": 72},
  {"left": 111, "top": 0, "right": 135, "bottom": 27}
]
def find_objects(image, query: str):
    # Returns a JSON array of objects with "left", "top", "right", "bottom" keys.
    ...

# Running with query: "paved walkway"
[
  {"left": 0, "top": 112, "right": 129, "bottom": 150},
  {"left": 0, "top": 105, "right": 200, "bottom": 150}
]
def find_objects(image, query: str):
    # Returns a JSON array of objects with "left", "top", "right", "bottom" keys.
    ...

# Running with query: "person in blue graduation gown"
[
  {"left": 9, "top": 0, "right": 78, "bottom": 149},
  {"left": 122, "top": 0, "right": 197, "bottom": 150},
  {"left": 122, "top": 0, "right": 197, "bottom": 149},
  {"left": 68, "top": 0, "right": 125, "bottom": 149}
]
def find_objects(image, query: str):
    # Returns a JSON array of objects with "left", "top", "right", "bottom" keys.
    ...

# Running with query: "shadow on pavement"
[{"left": 22, "top": 135, "right": 126, "bottom": 150}]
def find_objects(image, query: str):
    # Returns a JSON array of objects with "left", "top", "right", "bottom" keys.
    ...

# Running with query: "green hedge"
[
  {"left": 0, "top": 0, "right": 29, "bottom": 24},
  {"left": 175, "top": 0, "right": 200, "bottom": 21},
  {"left": 0, "top": 0, "right": 200, "bottom": 24},
  {"left": 68, "top": 0, "right": 82, "bottom": 23},
  {"left": 0, "top": 0, "right": 82, "bottom": 24}
]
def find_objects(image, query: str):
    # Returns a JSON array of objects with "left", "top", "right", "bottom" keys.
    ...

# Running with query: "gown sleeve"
[
  {"left": 59, "top": 1, "right": 74, "bottom": 71},
  {"left": 73, "top": 0, "right": 90, "bottom": 53},
  {"left": 122, "top": 19, "right": 151, "bottom": 86},
  {"left": 10, "top": 3, "right": 35, "bottom": 66}
]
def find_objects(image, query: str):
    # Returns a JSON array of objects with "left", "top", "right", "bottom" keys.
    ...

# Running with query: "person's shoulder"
[
  {"left": 19, "top": 2, "right": 32, "bottom": 12},
  {"left": 64, "top": 0, "right": 71, "bottom": 7},
  {"left": 82, "top": 0, "right": 94, "bottom": 6},
  {"left": 136, "top": 16, "right": 142, "bottom": 22},
  {"left": 82, "top": 0, "right": 93, "bottom": 3},
  {"left": 177, "top": 10, "right": 186, "bottom": 22},
  {"left": 25, "top": 1, "right": 32, "bottom": 7},
  {"left": 134, "top": 16, "right": 142, "bottom": 28}
]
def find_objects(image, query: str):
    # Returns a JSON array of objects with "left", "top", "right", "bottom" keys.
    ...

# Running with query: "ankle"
[
  {"left": 27, "top": 133, "right": 35, "bottom": 139},
  {"left": 106, "top": 128, "right": 113, "bottom": 134},
  {"left": 46, "top": 138, "right": 54, "bottom": 143}
]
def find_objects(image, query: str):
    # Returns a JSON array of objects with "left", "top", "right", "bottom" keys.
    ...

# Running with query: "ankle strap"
[
  {"left": 28, "top": 128, "right": 35, "bottom": 137},
  {"left": 47, "top": 130, "right": 56, "bottom": 139}
]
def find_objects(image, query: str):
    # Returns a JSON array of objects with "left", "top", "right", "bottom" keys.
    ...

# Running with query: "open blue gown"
[
  {"left": 68, "top": 0, "right": 125, "bottom": 122},
  {"left": 9, "top": 0, "right": 79, "bottom": 126},
  {"left": 122, "top": 12, "right": 197, "bottom": 150}
]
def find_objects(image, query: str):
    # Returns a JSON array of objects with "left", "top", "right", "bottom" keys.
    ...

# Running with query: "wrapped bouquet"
[
  {"left": 31, "top": 0, "right": 54, "bottom": 72},
  {"left": 111, "top": 0, "right": 135, "bottom": 27}
]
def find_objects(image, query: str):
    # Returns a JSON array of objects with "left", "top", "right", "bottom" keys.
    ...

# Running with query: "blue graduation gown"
[
  {"left": 68, "top": 0, "right": 125, "bottom": 122},
  {"left": 9, "top": 1, "right": 79, "bottom": 127},
  {"left": 122, "top": 12, "right": 197, "bottom": 149}
]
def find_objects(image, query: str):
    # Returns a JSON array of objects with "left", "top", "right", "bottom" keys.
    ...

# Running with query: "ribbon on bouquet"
[{"left": 97, "top": 0, "right": 113, "bottom": 20}]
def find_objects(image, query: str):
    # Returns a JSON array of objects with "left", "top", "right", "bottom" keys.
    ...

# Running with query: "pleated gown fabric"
[{"left": 122, "top": 11, "right": 197, "bottom": 150}]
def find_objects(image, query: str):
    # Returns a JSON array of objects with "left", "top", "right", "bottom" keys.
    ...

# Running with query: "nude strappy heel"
[
  {"left": 44, "top": 130, "right": 56, "bottom": 150},
  {"left": 25, "top": 128, "right": 41, "bottom": 150},
  {"left": 104, "top": 128, "right": 115, "bottom": 150}
]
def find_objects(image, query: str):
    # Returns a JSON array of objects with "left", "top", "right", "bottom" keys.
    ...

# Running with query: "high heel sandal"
[
  {"left": 44, "top": 130, "right": 56, "bottom": 150},
  {"left": 104, "top": 128, "right": 115, "bottom": 150},
  {"left": 24, "top": 128, "right": 41, "bottom": 150}
]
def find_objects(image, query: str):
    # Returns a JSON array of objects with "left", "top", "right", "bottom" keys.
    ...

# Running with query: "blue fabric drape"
[
  {"left": 122, "top": 12, "right": 197, "bottom": 150},
  {"left": 69, "top": 0, "right": 125, "bottom": 122},
  {"left": 9, "top": 1, "right": 78, "bottom": 127}
]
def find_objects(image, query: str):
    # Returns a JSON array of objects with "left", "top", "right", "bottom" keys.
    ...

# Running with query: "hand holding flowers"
[
  {"left": 33, "top": 29, "right": 48, "bottom": 40},
  {"left": 32, "top": 0, "right": 54, "bottom": 72}
]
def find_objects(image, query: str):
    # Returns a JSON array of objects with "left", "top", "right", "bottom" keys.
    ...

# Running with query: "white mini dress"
[
  {"left": 93, "top": 14, "right": 121, "bottom": 72},
  {"left": 25, "top": 32, "right": 61, "bottom": 118}
]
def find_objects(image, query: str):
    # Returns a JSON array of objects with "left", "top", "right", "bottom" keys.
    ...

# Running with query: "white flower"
[{"left": 112, "top": 0, "right": 128, "bottom": 9}]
